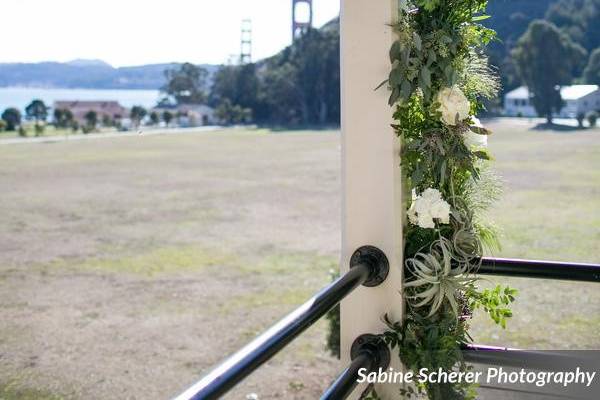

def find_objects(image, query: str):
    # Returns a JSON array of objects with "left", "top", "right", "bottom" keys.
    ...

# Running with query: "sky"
[{"left": 0, "top": 0, "right": 340, "bottom": 67}]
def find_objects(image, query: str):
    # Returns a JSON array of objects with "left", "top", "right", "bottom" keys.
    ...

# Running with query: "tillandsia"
[{"left": 375, "top": 1, "right": 518, "bottom": 399}]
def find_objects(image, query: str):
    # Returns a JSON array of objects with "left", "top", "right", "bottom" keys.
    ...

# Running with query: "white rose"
[
  {"left": 408, "top": 188, "right": 451, "bottom": 229},
  {"left": 435, "top": 86, "right": 471, "bottom": 126},
  {"left": 430, "top": 200, "right": 451, "bottom": 224},
  {"left": 464, "top": 117, "right": 488, "bottom": 148}
]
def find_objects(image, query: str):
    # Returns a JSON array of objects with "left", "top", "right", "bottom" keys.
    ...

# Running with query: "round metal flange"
[
  {"left": 350, "top": 334, "right": 390, "bottom": 371},
  {"left": 350, "top": 245, "right": 389, "bottom": 287}
]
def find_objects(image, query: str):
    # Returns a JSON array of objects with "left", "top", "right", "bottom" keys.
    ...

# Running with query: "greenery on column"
[{"left": 374, "top": 1, "right": 518, "bottom": 398}]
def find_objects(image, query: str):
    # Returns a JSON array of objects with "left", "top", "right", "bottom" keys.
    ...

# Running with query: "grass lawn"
[
  {"left": 470, "top": 119, "right": 600, "bottom": 349},
  {"left": 0, "top": 119, "right": 598, "bottom": 399}
]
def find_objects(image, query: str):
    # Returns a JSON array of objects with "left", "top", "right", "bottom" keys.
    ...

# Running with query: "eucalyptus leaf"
[
  {"left": 413, "top": 32, "right": 422, "bottom": 51},
  {"left": 469, "top": 125, "right": 492, "bottom": 135}
]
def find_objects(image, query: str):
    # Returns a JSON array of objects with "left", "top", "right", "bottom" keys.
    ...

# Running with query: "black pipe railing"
[
  {"left": 479, "top": 257, "right": 600, "bottom": 282},
  {"left": 321, "top": 334, "right": 390, "bottom": 400},
  {"left": 175, "top": 251, "right": 599, "bottom": 400},
  {"left": 463, "top": 344, "right": 586, "bottom": 370},
  {"left": 173, "top": 246, "right": 389, "bottom": 400}
]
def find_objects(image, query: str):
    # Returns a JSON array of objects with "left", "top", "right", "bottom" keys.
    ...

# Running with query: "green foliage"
[
  {"left": 215, "top": 99, "right": 252, "bottom": 125},
  {"left": 34, "top": 123, "right": 45, "bottom": 136},
  {"left": 101, "top": 114, "right": 113, "bottom": 128},
  {"left": 577, "top": 112, "right": 586, "bottom": 128},
  {"left": 468, "top": 285, "right": 517, "bottom": 328},
  {"left": 383, "top": 311, "right": 476, "bottom": 400},
  {"left": 53, "top": 108, "right": 74, "bottom": 128},
  {"left": 382, "top": 2, "right": 517, "bottom": 398},
  {"left": 583, "top": 48, "right": 600, "bottom": 85},
  {"left": 512, "top": 20, "right": 587, "bottom": 123},
  {"left": 546, "top": 0, "right": 600, "bottom": 53},
  {"left": 149, "top": 111, "right": 159, "bottom": 125},
  {"left": 2, "top": 107, "right": 21, "bottom": 131},
  {"left": 25, "top": 99, "right": 48, "bottom": 122},
  {"left": 587, "top": 111, "right": 598, "bottom": 127},
  {"left": 162, "top": 110, "right": 174, "bottom": 126},
  {"left": 83, "top": 110, "right": 97, "bottom": 132},
  {"left": 207, "top": 24, "right": 340, "bottom": 126},
  {"left": 130, "top": 105, "right": 147, "bottom": 127},
  {"left": 325, "top": 268, "right": 341, "bottom": 358},
  {"left": 163, "top": 62, "right": 209, "bottom": 105}
]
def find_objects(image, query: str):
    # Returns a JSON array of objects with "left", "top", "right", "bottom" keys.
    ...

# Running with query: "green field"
[{"left": 0, "top": 119, "right": 598, "bottom": 399}]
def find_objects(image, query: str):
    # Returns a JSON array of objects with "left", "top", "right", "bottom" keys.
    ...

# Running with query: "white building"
[{"left": 504, "top": 85, "right": 600, "bottom": 118}]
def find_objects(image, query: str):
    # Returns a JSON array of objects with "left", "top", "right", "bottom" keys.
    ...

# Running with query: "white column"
[{"left": 340, "top": 0, "right": 404, "bottom": 399}]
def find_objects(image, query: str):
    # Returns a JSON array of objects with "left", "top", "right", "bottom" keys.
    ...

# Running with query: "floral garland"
[{"left": 373, "top": 1, "right": 518, "bottom": 399}]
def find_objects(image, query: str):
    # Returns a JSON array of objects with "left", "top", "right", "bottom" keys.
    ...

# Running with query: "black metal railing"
[
  {"left": 479, "top": 257, "right": 600, "bottom": 282},
  {"left": 174, "top": 253, "right": 600, "bottom": 400},
  {"left": 173, "top": 246, "right": 390, "bottom": 400},
  {"left": 465, "top": 257, "right": 600, "bottom": 396},
  {"left": 321, "top": 334, "right": 390, "bottom": 400}
]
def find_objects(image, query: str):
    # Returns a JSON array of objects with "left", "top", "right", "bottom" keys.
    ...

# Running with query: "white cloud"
[{"left": 0, "top": 0, "right": 339, "bottom": 66}]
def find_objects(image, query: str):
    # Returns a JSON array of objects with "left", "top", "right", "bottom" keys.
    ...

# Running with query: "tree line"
[
  {"left": 159, "top": 21, "right": 340, "bottom": 127},
  {"left": 0, "top": 100, "right": 171, "bottom": 136},
  {"left": 4, "top": 2, "right": 600, "bottom": 133}
]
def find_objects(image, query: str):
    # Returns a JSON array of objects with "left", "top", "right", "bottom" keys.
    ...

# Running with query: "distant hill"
[{"left": 0, "top": 60, "right": 218, "bottom": 90}]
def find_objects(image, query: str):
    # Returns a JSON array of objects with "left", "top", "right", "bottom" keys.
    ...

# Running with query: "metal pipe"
[
  {"left": 321, "top": 353, "right": 374, "bottom": 400},
  {"left": 173, "top": 246, "right": 389, "bottom": 400},
  {"left": 321, "top": 334, "right": 390, "bottom": 400},
  {"left": 463, "top": 344, "right": 593, "bottom": 371},
  {"left": 479, "top": 257, "right": 600, "bottom": 282}
]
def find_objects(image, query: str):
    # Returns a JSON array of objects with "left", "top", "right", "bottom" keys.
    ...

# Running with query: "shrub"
[
  {"left": 2, "top": 107, "right": 21, "bottom": 131},
  {"left": 34, "top": 123, "right": 45, "bottom": 136},
  {"left": 18, "top": 126, "right": 27, "bottom": 137},
  {"left": 325, "top": 269, "right": 340, "bottom": 358},
  {"left": 0, "top": 119, "right": 6, "bottom": 132},
  {"left": 587, "top": 111, "right": 598, "bottom": 127},
  {"left": 576, "top": 112, "right": 586, "bottom": 128}
]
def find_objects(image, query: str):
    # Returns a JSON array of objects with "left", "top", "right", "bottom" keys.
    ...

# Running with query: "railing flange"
[
  {"left": 350, "top": 246, "right": 389, "bottom": 287},
  {"left": 351, "top": 334, "right": 390, "bottom": 370}
]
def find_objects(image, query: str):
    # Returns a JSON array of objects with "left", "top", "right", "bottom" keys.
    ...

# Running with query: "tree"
[
  {"left": 149, "top": 111, "right": 159, "bottom": 125},
  {"left": 130, "top": 106, "right": 147, "bottom": 127},
  {"left": 210, "top": 63, "right": 265, "bottom": 120},
  {"left": 54, "top": 108, "right": 74, "bottom": 128},
  {"left": 546, "top": 0, "right": 600, "bottom": 53},
  {"left": 101, "top": 114, "right": 113, "bottom": 127},
  {"left": 215, "top": 99, "right": 252, "bottom": 125},
  {"left": 2, "top": 107, "right": 21, "bottom": 131},
  {"left": 512, "top": 20, "right": 587, "bottom": 123},
  {"left": 162, "top": 63, "right": 208, "bottom": 104},
  {"left": 588, "top": 111, "right": 598, "bottom": 127},
  {"left": 25, "top": 99, "right": 48, "bottom": 123},
  {"left": 583, "top": 48, "right": 600, "bottom": 85},
  {"left": 576, "top": 112, "right": 586, "bottom": 128},
  {"left": 162, "top": 111, "right": 173, "bottom": 127},
  {"left": 84, "top": 111, "right": 98, "bottom": 133}
]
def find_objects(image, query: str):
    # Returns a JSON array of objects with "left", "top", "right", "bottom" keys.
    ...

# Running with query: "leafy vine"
[{"left": 376, "top": 1, "right": 518, "bottom": 398}]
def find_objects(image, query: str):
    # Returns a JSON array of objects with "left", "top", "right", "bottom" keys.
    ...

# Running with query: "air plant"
[{"left": 404, "top": 237, "right": 475, "bottom": 317}]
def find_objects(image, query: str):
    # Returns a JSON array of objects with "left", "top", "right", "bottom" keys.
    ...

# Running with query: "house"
[
  {"left": 53, "top": 100, "right": 129, "bottom": 124},
  {"left": 151, "top": 104, "right": 216, "bottom": 127},
  {"left": 503, "top": 85, "right": 600, "bottom": 118}
]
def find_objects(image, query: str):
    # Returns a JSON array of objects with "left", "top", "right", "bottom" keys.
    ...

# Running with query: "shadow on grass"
[
  {"left": 530, "top": 122, "right": 588, "bottom": 133},
  {"left": 263, "top": 124, "right": 340, "bottom": 133}
]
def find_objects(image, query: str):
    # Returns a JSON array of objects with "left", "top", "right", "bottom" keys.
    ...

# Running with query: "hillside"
[{"left": 0, "top": 61, "right": 218, "bottom": 90}]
